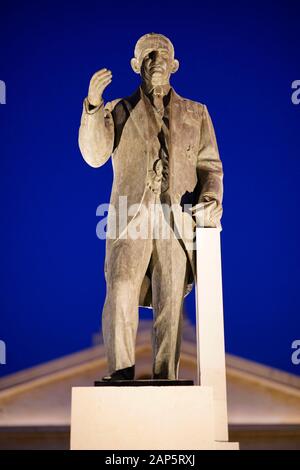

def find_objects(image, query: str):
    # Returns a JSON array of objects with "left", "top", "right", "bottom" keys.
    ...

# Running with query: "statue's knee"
[{"left": 107, "top": 277, "right": 136, "bottom": 300}]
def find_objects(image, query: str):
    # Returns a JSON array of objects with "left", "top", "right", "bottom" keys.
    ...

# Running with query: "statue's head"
[{"left": 131, "top": 33, "right": 179, "bottom": 86}]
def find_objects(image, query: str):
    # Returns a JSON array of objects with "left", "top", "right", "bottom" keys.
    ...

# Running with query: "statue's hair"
[{"left": 134, "top": 33, "right": 175, "bottom": 62}]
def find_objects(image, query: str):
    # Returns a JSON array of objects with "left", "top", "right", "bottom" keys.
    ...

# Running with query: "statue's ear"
[
  {"left": 171, "top": 59, "right": 179, "bottom": 74},
  {"left": 131, "top": 58, "right": 140, "bottom": 74}
]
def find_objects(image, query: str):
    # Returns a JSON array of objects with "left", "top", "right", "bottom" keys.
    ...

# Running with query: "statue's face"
[{"left": 140, "top": 48, "right": 173, "bottom": 86}]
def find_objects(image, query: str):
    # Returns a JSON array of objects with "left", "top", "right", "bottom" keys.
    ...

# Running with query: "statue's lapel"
[
  {"left": 123, "top": 88, "right": 150, "bottom": 144},
  {"left": 169, "top": 88, "right": 186, "bottom": 153}
]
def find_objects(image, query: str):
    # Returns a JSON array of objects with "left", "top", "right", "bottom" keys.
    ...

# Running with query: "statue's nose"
[{"left": 151, "top": 54, "right": 165, "bottom": 68}]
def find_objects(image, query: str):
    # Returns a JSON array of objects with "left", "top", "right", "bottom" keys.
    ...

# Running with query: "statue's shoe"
[{"left": 101, "top": 365, "right": 135, "bottom": 381}]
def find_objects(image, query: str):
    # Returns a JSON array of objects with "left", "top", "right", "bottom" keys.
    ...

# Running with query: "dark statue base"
[{"left": 94, "top": 379, "right": 194, "bottom": 387}]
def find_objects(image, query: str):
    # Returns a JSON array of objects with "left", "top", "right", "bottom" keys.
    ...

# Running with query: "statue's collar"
[
  {"left": 123, "top": 86, "right": 184, "bottom": 113},
  {"left": 140, "top": 83, "right": 171, "bottom": 98}
]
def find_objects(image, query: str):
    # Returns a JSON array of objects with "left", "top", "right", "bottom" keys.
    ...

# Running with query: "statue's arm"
[
  {"left": 193, "top": 105, "right": 224, "bottom": 228},
  {"left": 78, "top": 68, "right": 114, "bottom": 168},
  {"left": 78, "top": 98, "right": 115, "bottom": 168}
]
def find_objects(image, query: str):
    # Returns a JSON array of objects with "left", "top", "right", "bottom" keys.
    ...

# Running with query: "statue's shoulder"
[
  {"left": 173, "top": 91, "right": 205, "bottom": 118},
  {"left": 106, "top": 89, "right": 139, "bottom": 113},
  {"left": 104, "top": 98, "right": 129, "bottom": 124},
  {"left": 104, "top": 98, "right": 123, "bottom": 112}
]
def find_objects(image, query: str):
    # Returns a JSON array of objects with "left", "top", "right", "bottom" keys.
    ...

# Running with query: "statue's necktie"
[
  {"left": 152, "top": 86, "right": 164, "bottom": 117},
  {"left": 149, "top": 86, "right": 169, "bottom": 193}
]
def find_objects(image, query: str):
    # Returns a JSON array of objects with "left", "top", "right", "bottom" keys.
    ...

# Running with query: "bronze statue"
[{"left": 79, "top": 33, "right": 223, "bottom": 381}]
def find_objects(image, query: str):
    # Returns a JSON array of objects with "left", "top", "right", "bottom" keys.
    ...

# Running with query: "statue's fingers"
[
  {"left": 91, "top": 70, "right": 106, "bottom": 82},
  {"left": 91, "top": 69, "right": 111, "bottom": 83},
  {"left": 93, "top": 74, "right": 112, "bottom": 88},
  {"left": 96, "top": 72, "right": 112, "bottom": 83},
  {"left": 99, "top": 70, "right": 112, "bottom": 79},
  {"left": 95, "top": 67, "right": 109, "bottom": 74},
  {"left": 96, "top": 77, "right": 112, "bottom": 89}
]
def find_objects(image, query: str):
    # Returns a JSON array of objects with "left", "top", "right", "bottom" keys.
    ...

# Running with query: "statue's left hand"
[{"left": 195, "top": 199, "right": 220, "bottom": 228}]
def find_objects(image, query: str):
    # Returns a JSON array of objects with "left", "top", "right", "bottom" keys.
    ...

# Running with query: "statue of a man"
[{"left": 79, "top": 33, "right": 223, "bottom": 381}]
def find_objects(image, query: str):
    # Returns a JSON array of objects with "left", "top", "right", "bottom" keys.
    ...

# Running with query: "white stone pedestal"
[{"left": 70, "top": 386, "right": 238, "bottom": 450}]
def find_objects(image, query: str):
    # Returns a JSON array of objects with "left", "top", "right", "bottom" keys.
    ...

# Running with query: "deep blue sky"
[{"left": 0, "top": 0, "right": 299, "bottom": 377}]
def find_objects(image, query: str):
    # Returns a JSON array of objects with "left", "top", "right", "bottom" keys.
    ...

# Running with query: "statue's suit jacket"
[{"left": 79, "top": 86, "right": 223, "bottom": 307}]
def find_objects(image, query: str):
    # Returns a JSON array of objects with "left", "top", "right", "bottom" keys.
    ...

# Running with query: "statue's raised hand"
[{"left": 88, "top": 68, "right": 112, "bottom": 107}]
